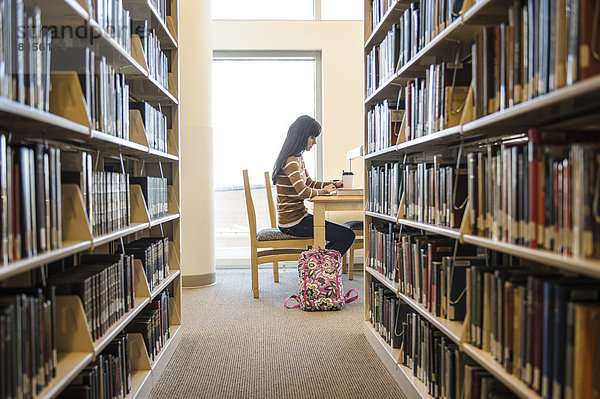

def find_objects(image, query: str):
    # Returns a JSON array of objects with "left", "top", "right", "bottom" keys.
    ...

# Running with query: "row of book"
[
  {"left": 366, "top": 100, "right": 403, "bottom": 154},
  {"left": 472, "top": 0, "right": 600, "bottom": 118},
  {"left": 0, "top": 140, "right": 63, "bottom": 264},
  {"left": 86, "top": 0, "right": 132, "bottom": 54},
  {"left": 150, "top": 0, "right": 169, "bottom": 24},
  {"left": 465, "top": 130, "right": 600, "bottom": 258},
  {"left": 367, "top": 159, "right": 468, "bottom": 229},
  {"left": 62, "top": 150, "right": 132, "bottom": 238},
  {"left": 396, "top": 0, "right": 464, "bottom": 71},
  {"left": 0, "top": 286, "right": 57, "bottom": 399},
  {"left": 0, "top": 2, "right": 52, "bottom": 110},
  {"left": 125, "top": 290, "right": 171, "bottom": 362},
  {"left": 59, "top": 333, "right": 132, "bottom": 399},
  {"left": 367, "top": 224, "right": 482, "bottom": 316},
  {"left": 404, "top": 62, "right": 470, "bottom": 140},
  {"left": 366, "top": 25, "right": 399, "bottom": 96},
  {"left": 368, "top": 281, "right": 519, "bottom": 398},
  {"left": 368, "top": 0, "right": 395, "bottom": 34},
  {"left": 123, "top": 237, "right": 170, "bottom": 292},
  {"left": 131, "top": 101, "right": 169, "bottom": 153},
  {"left": 400, "top": 311, "right": 519, "bottom": 399},
  {"left": 52, "top": 48, "right": 130, "bottom": 139},
  {"left": 135, "top": 20, "right": 169, "bottom": 91},
  {"left": 466, "top": 265, "right": 600, "bottom": 398},
  {"left": 369, "top": 281, "right": 405, "bottom": 349},
  {"left": 49, "top": 253, "right": 136, "bottom": 341},
  {"left": 131, "top": 176, "right": 169, "bottom": 221}
]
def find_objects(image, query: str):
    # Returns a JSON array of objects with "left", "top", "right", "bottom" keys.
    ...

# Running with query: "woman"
[{"left": 272, "top": 115, "right": 355, "bottom": 256}]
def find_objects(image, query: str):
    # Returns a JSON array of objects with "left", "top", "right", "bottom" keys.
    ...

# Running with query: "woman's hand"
[
  {"left": 334, "top": 181, "right": 344, "bottom": 188},
  {"left": 324, "top": 184, "right": 337, "bottom": 194}
]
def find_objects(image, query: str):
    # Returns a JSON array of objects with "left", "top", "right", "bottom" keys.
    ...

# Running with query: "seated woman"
[{"left": 272, "top": 115, "right": 355, "bottom": 256}]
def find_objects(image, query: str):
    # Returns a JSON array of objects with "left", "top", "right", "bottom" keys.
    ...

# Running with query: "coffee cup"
[{"left": 342, "top": 171, "right": 354, "bottom": 189}]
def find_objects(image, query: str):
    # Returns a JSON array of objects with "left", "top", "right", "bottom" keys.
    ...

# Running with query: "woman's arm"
[{"left": 283, "top": 158, "right": 330, "bottom": 199}]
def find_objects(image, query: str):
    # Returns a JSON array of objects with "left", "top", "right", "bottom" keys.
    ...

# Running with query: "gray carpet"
[{"left": 149, "top": 268, "right": 406, "bottom": 399}]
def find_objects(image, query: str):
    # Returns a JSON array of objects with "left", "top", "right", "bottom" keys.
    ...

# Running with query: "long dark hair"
[{"left": 272, "top": 115, "right": 321, "bottom": 184}]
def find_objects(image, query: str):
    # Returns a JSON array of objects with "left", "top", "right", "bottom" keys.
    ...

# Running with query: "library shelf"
[
  {"left": 91, "top": 131, "right": 180, "bottom": 162},
  {"left": 385, "top": 216, "right": 600, "bottom": 280},
  {"left": 92, "top": 222, "right": 151, "bottom": 248},
  {"left": 128, "top": 369, "right": 153, "bottom": 399},
  {"left": 364, "top": 145, "right": 400, "bottom": 160},
  {"left": 150, "top": 269, "right": 182, "bottom": 300},
  {"left": 365, "top": 211, "right": 398, "bottom": 224},
  {"left": 151, "top": 324, "right": 183, "bottom": 380},
  {"left": 37, "top": 351, "right": 95, "bottom": 399},
  {"left": 130, "top": 74, "right": 179, "bottom": 105},
  {"left": 90, "top": 130, "right": 150, "bottom": 155},
  {"left": 364, "top": 71, "right": 401, "bottom": 106},
  {"left": 0, "top": 97, "right": 90, "bottom": 137},
  {"left": 93, "top": 297, "right": 151, "bottom": 356},
  {"left": 397, "top": 293, "right": 463, "bottom": 345},
  {"left": 0, "top": 240, "right": 92, "bottom": 281},
  {"left": 462, "top": 344, "right": 540, "bottom": 399},
  {"left": 365, "top": 74, "right": 600, "bottom": 160},
  {"left": 45, "top": 0, "right": 179, "bottom": 106},
  {"left": 364, "top": 0, "right": 411, "bottom": 51},
  {"left": 150, "top": 213, "right": 180, "bottom": 227},
  {"left": 148, "top": 148, "right": 180, "bottom": 162},
  {"left": 365, "top": 267, "right": 398, "bottom": 293},
  {"left": 462, "top": 234, "right": 600, "bottom": 280},
  {"left": 363, "top": 322, "right": 432, "bottom": 399},
  {"left": 123, "top": 0, "right": 179, "bottom": 48},
  {"left": 462, "top": 74, "right": 600, "bottom": 136}
]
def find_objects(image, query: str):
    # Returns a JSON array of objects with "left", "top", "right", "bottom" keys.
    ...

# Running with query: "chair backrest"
[
  {"left": 264, "top": 171, "right": 277, "bottom": 228},
  {"left": 242, "top": 170, "right": 258, "bottom": 244}
]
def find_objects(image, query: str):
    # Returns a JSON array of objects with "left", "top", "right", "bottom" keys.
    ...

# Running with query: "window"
[
  {"left": 212, "top": 0, "right": 314, "bottom": 20},
  {"left": 212, "top": 52, "right": 322, "bottom": 265}
]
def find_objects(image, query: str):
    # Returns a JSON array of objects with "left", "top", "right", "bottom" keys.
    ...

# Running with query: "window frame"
[{"left": 212, "top": 50, "right": 323, "bottom": 266}]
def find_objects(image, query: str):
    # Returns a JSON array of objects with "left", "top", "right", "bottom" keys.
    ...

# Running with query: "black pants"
[{"left": 279, "top": 214, "right": 355, "bottom": 256}]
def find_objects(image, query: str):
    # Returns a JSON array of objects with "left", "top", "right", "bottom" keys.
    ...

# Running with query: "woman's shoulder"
[{"left": 284, "top": 155, "right": 301, "bottom": 166}]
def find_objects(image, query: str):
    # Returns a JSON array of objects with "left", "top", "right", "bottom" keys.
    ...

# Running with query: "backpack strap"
[
  {"left": 344, "top": 289, "right": 359, "bottom": 304},
  {"left": 284, "top": 295, "right": 301, "bottom": 308}
]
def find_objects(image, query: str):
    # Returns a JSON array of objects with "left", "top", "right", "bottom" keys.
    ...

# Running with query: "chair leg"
[
  {"left": 342, "top": 254, "right": 348, "bottom": 274},
  {"left": 273, "top": 261, "right": 279, "bottom": 283},
  {"left": 349, "top": 249, "right": 354, "bottom": 280},
  {"left": 251, "top": 253, "right": 259, "bottom": 298}
]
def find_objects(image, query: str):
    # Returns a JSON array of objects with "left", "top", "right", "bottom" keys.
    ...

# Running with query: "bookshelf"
[
  {"left": 363, "top": 0, "right": 600, "bottom": 397},
  {"left": 0, "top": 0, "right": 182, "bottom": 397}
]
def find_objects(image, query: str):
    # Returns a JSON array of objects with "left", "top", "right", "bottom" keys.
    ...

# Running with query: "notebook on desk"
[{"left": 336, "top": 188, "right": 363, "bottom": 196}]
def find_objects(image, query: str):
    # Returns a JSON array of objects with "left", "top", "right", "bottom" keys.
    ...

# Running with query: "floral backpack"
[{"left": 284, "top": 247, "right": 359, "bottom": 311}]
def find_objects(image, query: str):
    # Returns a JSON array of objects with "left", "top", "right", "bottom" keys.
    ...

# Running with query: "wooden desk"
[{"left": 308, "top": 195, "right": 364, "bottom": 248}]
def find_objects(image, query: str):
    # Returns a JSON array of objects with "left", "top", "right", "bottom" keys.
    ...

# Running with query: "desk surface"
[{"left": 309, "top": 195, "right": 363, "bottom": 203}]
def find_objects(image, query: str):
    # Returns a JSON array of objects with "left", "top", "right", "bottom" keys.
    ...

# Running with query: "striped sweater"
[{"left": 276, "top": 156, "right": 330, "bottom": 228}]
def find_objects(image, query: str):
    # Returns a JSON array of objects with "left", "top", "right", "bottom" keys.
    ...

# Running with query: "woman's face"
[{"left": 306, "top": 136, "right": 317, "bottom": 151}]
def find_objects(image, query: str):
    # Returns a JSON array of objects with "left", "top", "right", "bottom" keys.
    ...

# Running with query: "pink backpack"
[{"left": 284, "top": 247, "right": 359, "bottom": 311}]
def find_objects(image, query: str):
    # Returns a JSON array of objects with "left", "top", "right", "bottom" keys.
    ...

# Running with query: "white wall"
[{"left": 212, "top": 19, "right": 365, "bottom": 225}]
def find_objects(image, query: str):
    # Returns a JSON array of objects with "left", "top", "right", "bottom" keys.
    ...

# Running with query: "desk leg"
[{"left": 313, "top": 204, "right": 326, "bottom": 249}]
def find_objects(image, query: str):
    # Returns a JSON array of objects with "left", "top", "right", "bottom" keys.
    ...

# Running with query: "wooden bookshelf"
[
  {"left": 365, "top": 266, "right": 399, "bottom": 293},
  {"left": 0, "top": 0, "right": 183, "bottom": 396},
  {"left": 397, "top": 293, "right": 463, "bottom": 345},
  {"left": 462, "top": 345, "right": 540, "bottom": 399},
  {"left": 363, "top": 0, "right": 600, "bottom": 396}
]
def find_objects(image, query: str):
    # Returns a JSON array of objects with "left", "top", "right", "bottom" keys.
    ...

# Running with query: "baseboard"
[{"left": 182, "top": 272, "right": 216, "bottom": 287}]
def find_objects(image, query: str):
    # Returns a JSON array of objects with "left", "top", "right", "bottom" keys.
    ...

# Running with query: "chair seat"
[
  {"left": 257, "top": 227, "right": 301, "bottom": 241},
  {"left": 343, "top": 220, "right": 363, "bottom": 231}
]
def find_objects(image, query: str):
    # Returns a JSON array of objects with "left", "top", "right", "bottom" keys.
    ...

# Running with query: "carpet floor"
[{"left": 149, "top": 268, "right": 406, "bottom": 399}]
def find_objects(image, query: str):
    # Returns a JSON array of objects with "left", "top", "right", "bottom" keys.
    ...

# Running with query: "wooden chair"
[
  {"left": 243, "top": 170, "right": 313, "bottom": 298},
  {"left": 342, "top": 221, "right": 363, "bottom": 280}
]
